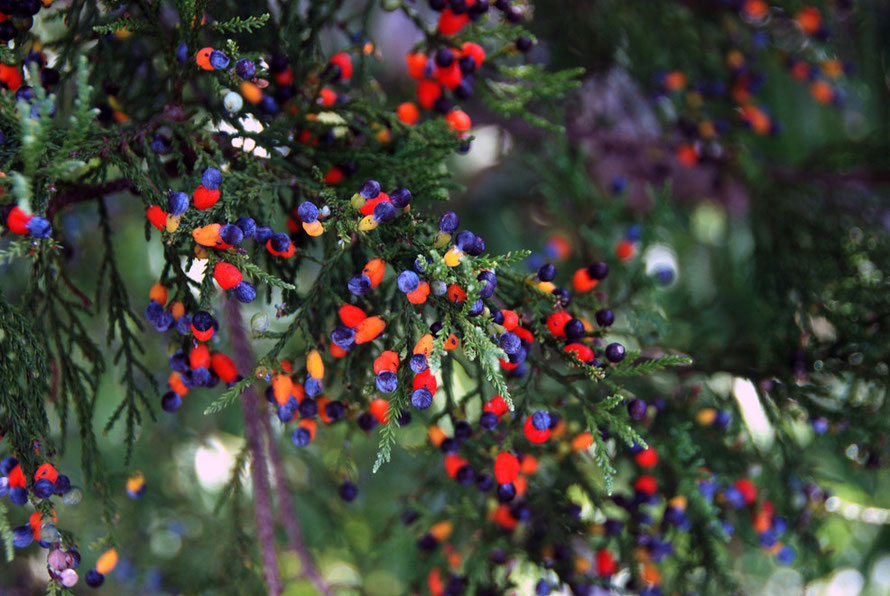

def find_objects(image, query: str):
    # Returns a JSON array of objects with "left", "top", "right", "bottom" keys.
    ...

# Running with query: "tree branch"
[{"left": 47, "top": 178, "right": 133, "bottom": 221}]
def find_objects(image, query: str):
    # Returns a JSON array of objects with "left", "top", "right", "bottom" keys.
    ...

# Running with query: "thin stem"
[
  {"left": 225, "top": 296, "right": 283, "bottom": 596},
  {"left": 261, "top": 413, "right": 332, "bottom": 596}
]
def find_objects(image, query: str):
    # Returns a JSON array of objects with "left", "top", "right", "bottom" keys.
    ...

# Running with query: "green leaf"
[{"left": 204, "top": 377, "right": 254, "bottom": 415}]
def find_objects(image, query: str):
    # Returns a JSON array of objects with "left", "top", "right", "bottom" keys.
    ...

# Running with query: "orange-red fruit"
[
  {"left": 635, "top": 447, "right": 659, "bottom": 468},
  {"left": 438, "top": 9, "right": 469, "bottom": 36},
  {"left": 6, "top": 207, "right": 31, "bottom": 234},
  {"left": 546, "top": 311, "right": 573, "bottom": 337},
  {"left": 572, "top": 268, "right": 598, "bottom": 293},
  {"left": 211, "top": 353, "right": 238, "bottom": 383},
  {"left": 413, "top": 369, "right": 437, "bottom": 395},
  {"left": 213, "top": 262, "right": 243, "bottom": 290},
  {"left": 461, "top": 42, "right": 485, "bottom": 67},
  {"left": 355, "top": 316, "right": 385, "bottom": 344},
  {"left": 483, "top": 395, "right": 509, "bottom": 417},
  {"left": 34, "top": 463, "right": 58, "bottom": 484},
  {"left": 523, "top": 415, "right": 551, "bottom": 443},
  {"left": 445, "top": 110, "right": 471, "bottom": 132},
  {"left": 363, "top": 259, "right": 386, "bottom": 288},
  {"left": 634, "top": 474, "right": 658, "bottom": 496},
  {"left": 397, "top": 102, "right": 420, "bottom": 125},
  {"left": 406, "top": 53, "right": 428, "bottom": 80},
  {"left": 190, "top": 344, "right": 211, "bottom": 369},
  {"left": 596, "top": 548, "right": 617, "bottom": 577},
  {"left": 373, "top": 351, "right": 400, "bottom": 374},
  {"left": 193, "top": 186, "right": 221, "bottom": 210},
  {"left": 149, "top": 282, "right": 168, "bottom": 305},
  {"left": 494, "top": 452, "right": 520, "bottom": 484},
  {"left": 329, "top": 52, "right": 353, "bottom": 81},
  {"left": 369, "top": 398, "right": 391, "bottom": 423},
  {"left": 339, "top": 304, "right": 368, "bottom": 327},
  {"left": 417, "top": 80, "right": 442, "bottom": 110},
  {"left": 272, "top": 374, "right": 293, "bottom": 406},
  {"left": 146, "top": 205, "right": 168, "bottom": 230},
  {"left": 444, "top": 454, "right": 468, "bottom": 478},
  {"left": 196, "top": 47, "right": 214, "bottom": 70}
]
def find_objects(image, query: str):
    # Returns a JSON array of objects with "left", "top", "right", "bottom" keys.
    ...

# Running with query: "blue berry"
[
  {"left": 209, "top": 50, "right": 229, "bottom": 70},
  {"left": 9, "top": 486, "right": 27, "bottom": 505},
  {"left": 33, "top": 478, "right": 53, "bottom": 499},
  {"left": 161, "top": 391, "right": 182, "bottom": 412},
  {"left": 235, "top": 217, "right": 256, "bottom": 238},
  {"left": 298, "top": 201, "right": 319, "bottom": 223},
  {"left": 53, "top": 475, "right": 71, "bottom": 495},
  {"left": 325, "top": 401, "right": 345, "bottom": 421},
  {"left": 154, "top": 312, "right": 174, "bottom": 332},
  {"left": 0, "top": 457, "right": 18, "bottom": 475},
  {"left": 588, "top": 261, "right": 609, "bottom": 280},
  {"left": 538, "top": 264, "right": 555, "bottom": 281},
  {"left": 331, "top": 326, "right": 356, "bottom": 350},
  {"left": 278, "top": 398, "right": 297, "bottom": 422},
  {"left": 467, "top": 299, "right": 484, "bottom": 316},
  {"left": 605, "top": 342, "right": 625, "bottom": 363},
  {"left": 476, "top": 474, "right": 493, "bottom": 492},
  {"left": 372, "top": 201, "right": 397, "bottom": 223},
  {"left": 564, "top": 318, "right": 585, "bottom": 340},
  {"left": 390, "top": 188, "right": 412, "bottom": 208},
  {"left": 477, "top": 271, "right": 497, "bottom": 298},
  {"left": 454, "top": 420, "right": 473, "bottom": 441},
  {"left": 535, "top": 579, "right": 551, "bottom": 596},
  {"left": 376, "top": 371, "right": 398, "bottom": 393},
  {"left": 456, "top": 465, "right": 474, "bottom": 485},
  {"left": 627, "top": 399, "right": 647, "bottom": 421},
  {"left": 532, "top": 410, "right": 551, "bottom": 431},
  {"left": 468, "top": 236, "right": 486, "bottom": 256},
  {"left": 499, "top": 332, "right": 521, "bottom": 355},
  {"left": 220, "top": 223, "right": 244, "bottom": 245},
  {"left": 176, "top": 43, "right": 188, "bottom": 62},
  {"left": 411, "top": 388, "right": 433, "bottom": 409},
  {"left": 176, "top": 314, "right": 192, "bottom": 335},
  {"left": 234, "top": 58, "right": 256, "bottom": 79},
  {"left": 348, "top": 275, "right": 371, "bottom": 296},
  {"left": 270, "top": 233, "right": 291, "bottom": 253},
  {"left": 191, "top": 367, "right": 211, "bottom": 386},
  {"left": 305, "top": 377, "right": 322, "bottom": 397},
  {"left": 202, "top": 167, "right": 222, "bottom": 191},
  {"left": 397, "top": 270, "right": 420, "bottom": 293},
  {"left": 595, "top": 309, "right": 614, "bottom": 327},
  {"left": 439, "top": 211, "right": 459, "bottom": 234},
  {"left": 359, "top": 180, "right": 380, "bottom": 199},
  {"left": 25, "top": 216, "right": 51, "bottom": 238},
  {"left": 480, "top": 411, "right": 499, "bottom": 430},
  {"left": 0, "top": 477, "right": 8, "bottom": 498},
  {"left": 168, "top": 191, "right": 189, "bottom": 215},
  {"left": 254, "top": 226, "right": 273, "bottom": 244},
  {"left": 12, "top": 525, "right": 33, "bottom": 548},
  {"left": 776, "top": 545, "right": 796, "bottom": 565},
  {"left": 292, "top": 427, "right": 311, "bottom": 447},
  {"left": 298, "top": 397, "right": 318, "bottom": 419},
  {"left": 144, "top": 300, "right": 163, "bottom": 323},
  {"left": 338, "top": 481, "right": 358, "bottom": 502},
  {"left": 496, "top": 482, "right": 516, "bottom": 502},
  {"left": 232, "top": 281, "right": 257, "bottom": 303},
  {"left": 357, "top": 412, "right": 377, "bottom": 431},
  {"left": 409, "top": 353, "right": 428, "bottom": 373}
]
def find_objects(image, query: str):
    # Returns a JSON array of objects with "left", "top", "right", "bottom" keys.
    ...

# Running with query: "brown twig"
[
  {"left": 46, "top": 178, "right": 133, "bottom": 221},
  {"left": 225, "top": 297, "right": 284, "bottom": 596}
]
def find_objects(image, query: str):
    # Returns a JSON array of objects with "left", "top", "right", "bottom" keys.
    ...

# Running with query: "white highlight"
[{"left": 732, "top": 377, "right": 774, "bottom": 451}]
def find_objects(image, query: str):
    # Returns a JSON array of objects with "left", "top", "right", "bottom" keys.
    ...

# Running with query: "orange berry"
[
  {"left": 149, "top": 282, "right": 168, "bottom": 305},
  {"left": 397, "top": 101, "right": 420, "bottom": 125}
]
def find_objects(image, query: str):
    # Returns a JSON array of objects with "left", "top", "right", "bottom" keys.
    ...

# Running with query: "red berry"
[
  {"left": 635, "top": 447, "right": 659, "bottom": 468},
  {"left": 494, "top": 452, "right": 520, "bottom": 484},
  {"left": 213, "top": 262, "right": 243, "bottom": 290},
  {"left": 6, "top": 206, "right": 32, "bottom": 234}
]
